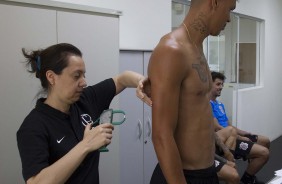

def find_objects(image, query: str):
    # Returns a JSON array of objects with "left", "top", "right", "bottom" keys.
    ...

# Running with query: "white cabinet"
[
  {"left": 56, "top": 10, "right": 121, "bottom": 184},
  {"left": 0, "top": 1, "right": 120, "bottom": 183},
  {"left": 119, "top": 51, "right": 158, "bottom": 184},
  {"left": 0, "top": 4, "right": 57, "bottom": 183},
  {"left": 57, "top": 10, "right": 120, "bottom": 84}
]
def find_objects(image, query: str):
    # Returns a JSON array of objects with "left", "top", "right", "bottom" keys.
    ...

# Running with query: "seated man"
[
  {"left": 215, "top": 114, "right": 269, "bottom": 184},
  {"left": 210, "top": 71, "right": 270, "bottom": 149},
  {"left": 211, "top": 74, "right": 269, "bottom": 184}
]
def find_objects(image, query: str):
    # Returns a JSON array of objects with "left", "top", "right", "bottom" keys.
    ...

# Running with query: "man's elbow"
[{"left": 152, "top": 132, "right": 173, "bottom": 149}]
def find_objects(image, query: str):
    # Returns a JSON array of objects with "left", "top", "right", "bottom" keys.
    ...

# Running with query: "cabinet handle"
[
  {"left": 137, "top": 120, "right": 143, "bottom": 139},
  {"left": 146, "top": 117, "right": 152, "bottom": 137}
]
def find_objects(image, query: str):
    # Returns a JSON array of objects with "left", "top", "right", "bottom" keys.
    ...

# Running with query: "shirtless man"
[{"left": 147, "top": 0, "right": 237, "bottom": 183}]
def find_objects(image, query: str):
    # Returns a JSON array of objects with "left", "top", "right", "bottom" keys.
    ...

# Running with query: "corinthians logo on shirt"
[
  {"left": 219, "top": 106, "right": 225, "bottom": 114},
  {"left": 81, "top": 114, "right": 94, "bottom": 126}
]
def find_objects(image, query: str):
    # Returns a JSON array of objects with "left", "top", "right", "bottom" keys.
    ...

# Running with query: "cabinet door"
[
  {"left": 119, "top": 51, "right": 144, "bottom": 184},
  {"left": 143, "top": 52, "right": 158, "bottom": 184},
  {"left": 119, "top": 51, "right": 158, "bottom": 184},
  {"left": 0, "top": 4, "right": 57, "bottom": 183}
]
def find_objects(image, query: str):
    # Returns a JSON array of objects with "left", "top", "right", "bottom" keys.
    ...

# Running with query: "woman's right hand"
[
  {"left": 82, "top": 123, "right": 114, "bottom": 152},
  {"left": 136, "top": 77, "right": 152, "bottom": 106}
]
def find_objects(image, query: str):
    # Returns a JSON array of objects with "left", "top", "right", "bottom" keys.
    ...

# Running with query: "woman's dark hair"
[
  {"left": 22, "top": 43, "right": 82, "bottom": 91},
  {"left": 211, "top": 71, "right": 226, "bottom": 82}
]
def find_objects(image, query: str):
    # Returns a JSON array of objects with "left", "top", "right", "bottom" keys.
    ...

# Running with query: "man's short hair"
[{"left": 211, "top": 71, "right": 226, "bottom": 82}]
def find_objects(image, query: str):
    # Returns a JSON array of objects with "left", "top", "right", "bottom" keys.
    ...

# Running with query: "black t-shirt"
[{"left": 17, "top": 79, "right": 116, "bottom": 183}]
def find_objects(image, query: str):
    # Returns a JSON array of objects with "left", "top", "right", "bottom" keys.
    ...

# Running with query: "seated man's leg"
[
  {"left": 244, "top": 143, "right": 269, "bottom": 175},
  {"left": 232, "top": 140, "right": 269, "bottom": 184},
  {"left": 215, "top": 158, "right": 240, "bottom": 184},
  {"left": 256, "top": 135, "right": 270, "bottom": 149}
]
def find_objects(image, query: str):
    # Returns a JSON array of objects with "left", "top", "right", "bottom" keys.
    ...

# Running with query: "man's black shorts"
[{"left": 150, "top": 163, "right": 219, "bottom": 184}]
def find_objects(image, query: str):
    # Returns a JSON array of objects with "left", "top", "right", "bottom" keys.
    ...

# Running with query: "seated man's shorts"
[
  {"left": 232, "top": 139, "right": 254, "bottom": 160},
  {"left": 150, "top": 163, "right": 219, "bottom": 184},
  {"left": 214, "top": 159, "right": 225, "bottom": 173}
]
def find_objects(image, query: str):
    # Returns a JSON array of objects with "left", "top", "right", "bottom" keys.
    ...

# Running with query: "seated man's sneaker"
[
  {"left": 252, "top": 176, "right": 265, "bottom": 184},
  {"left": 241, "top": 175, "right": 265, "bottom": 184}
]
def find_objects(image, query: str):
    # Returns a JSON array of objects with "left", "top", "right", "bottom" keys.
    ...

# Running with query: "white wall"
[
  {"left": 52, "top": 0, "right": 171, "bottom": 50},
  {"left": 234, "top": 0, "right": 282, "bottom": 141}
]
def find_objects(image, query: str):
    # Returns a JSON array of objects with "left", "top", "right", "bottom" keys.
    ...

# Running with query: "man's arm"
[
  {"left": 214, "top": 133, "right": 234, "bottom": 162},
  {"left": 214, "top": 118, "right": 224, "bottom": 131},
  {"left": 149, "top": 41, "right": 187, "bottom": 184},
  {"left": 230, "top": 125, "right": 251, "bottom": 136},
  {"left": 236, "top": 134, "right": 251, "bottom": 142}
]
